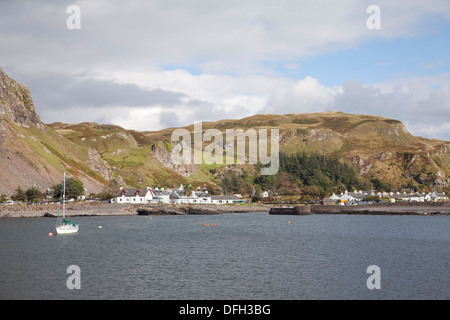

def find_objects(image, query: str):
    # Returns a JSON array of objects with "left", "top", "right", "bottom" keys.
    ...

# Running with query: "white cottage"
[
  {"left": 111, "top": 187, "right": 155, "bottom": 204},
  {"left": 169, "top": 190, "right": 212, "bottom": 204},
  {"left": 210, "top": 195, "right": 243, "bottom": 204}
]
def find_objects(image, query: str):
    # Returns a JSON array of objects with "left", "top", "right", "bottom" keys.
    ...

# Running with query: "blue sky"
[
  {"left": 0, "top": 0, "right": 450, "bottom": 140},
  {"left": 271, "top": 23, "right": 450, "bottom": 87}
]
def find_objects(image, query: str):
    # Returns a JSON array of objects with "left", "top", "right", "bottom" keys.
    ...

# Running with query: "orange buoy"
[
  {"left": 48, "top": 232, "right": 53, "bottom": 237},
  {"left": 203, "top": 223, "right": 207, "bottom": 226}
]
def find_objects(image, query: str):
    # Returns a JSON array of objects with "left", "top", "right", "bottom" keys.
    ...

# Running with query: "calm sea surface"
[{"left": 0, "top": 212, "right": 448, "bottom": 300}]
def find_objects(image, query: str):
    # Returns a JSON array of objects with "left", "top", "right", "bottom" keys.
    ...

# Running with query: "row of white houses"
[
  {"left": 326, "top": 190, "right": 448, "bottom": 204},
  {"left": 110, "top": 187, "right": 244, "bottom": 205}
]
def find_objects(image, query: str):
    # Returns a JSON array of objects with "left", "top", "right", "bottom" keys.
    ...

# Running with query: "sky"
[{"left": 1, "top": 0, "right": 450, "bottom": 140}]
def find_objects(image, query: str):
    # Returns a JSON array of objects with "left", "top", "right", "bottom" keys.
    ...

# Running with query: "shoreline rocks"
[
  {"left": 269, "top": 202, "right": 450, "bottom": 216},
  {"left": 0, "top": 202, "right": 271, "bottom": 218},
  {"left": 0, "top": 202, "right": 138, "bottom": 218},
  {"left": 2, "top": 201, "right": 450, "bottom": 218},
  {"left": 137, "top": 204, "right": 271, "bottom": 216}
]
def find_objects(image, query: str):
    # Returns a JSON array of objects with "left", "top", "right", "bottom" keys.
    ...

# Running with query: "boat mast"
[
  {"left": 55, "top": 172, "right": 65, "bottom": 228},
  {"left": 62, "top": 172, "right": 66, "bottom": 220}
]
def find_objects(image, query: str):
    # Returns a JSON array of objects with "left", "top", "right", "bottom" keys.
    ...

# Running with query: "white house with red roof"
[{"left": 111, "top": 187, "right": 155, "bottom": 204}]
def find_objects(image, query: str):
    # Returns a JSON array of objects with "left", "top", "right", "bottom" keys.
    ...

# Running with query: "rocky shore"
[
  {"left": 269, "top": 202, "right": 450, "bottom": 216},
  {"left": 136, "top": 204, "right": 271, "bottom": 215},
  {"left": 2, "top": 201, "right": 450, "bottom": 218},
  {"left": 0, "top": 202, "right": 138, "bottom": 218},
  {"left": 0, "top": 202, "right": 270, "bottom": 218}
]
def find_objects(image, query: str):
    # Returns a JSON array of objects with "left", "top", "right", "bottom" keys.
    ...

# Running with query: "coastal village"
[
  {"left": 111, "top": 185, "right": 245, "bottom": 205},
  {"left": 110, "top": 185, "right": 448, "bottom": 206},
  {"left": 1, "top": 182, "right": 448, "bottom": 208}
]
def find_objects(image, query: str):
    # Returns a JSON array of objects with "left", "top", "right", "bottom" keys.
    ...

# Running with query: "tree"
[
  {"left": 278, "top": 152, "right": 362, "bottom": 192},
  {"left": 183, "top": 184, "right": 193, "bottom": 196},
  {"left": 251, "top": 185, "right": 263, "bottom": 202},
  {"left": 25, "top": 187, "right": 39, "bottom": 202},
  {"left": 53, "top": 178, "right": 84, "bottom": 200},
  {"left": 254, "top": 174, "right": 276, "bottom": 192},
  {"left": 221, "top": 172, "right": 244, "bottom": 194},
  {"left": 275, "top": 172, "right": 301, "bottom": 196},
  {"left": 11, "top": 187, "right": 26, "bottom": 202},
  {"left": 363, "top": 195, "right": 381, "bottom": 202},
  {"left": 299, "top": 186, "right": 326, "bottom": 202},
  {"left": 96, "top": 190, "right": 114, "bottom": 201},
  {"left": 370, "top": 178, "right": 390, "bottom": 191}
]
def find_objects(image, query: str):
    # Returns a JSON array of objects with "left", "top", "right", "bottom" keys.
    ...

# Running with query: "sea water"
[{"left": 0, "top": 212, "right": 448, "bottom": 300}]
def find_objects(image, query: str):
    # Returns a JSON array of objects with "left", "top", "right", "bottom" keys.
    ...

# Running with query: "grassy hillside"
[
  {"left": 1, "top": 67, "right": 448, "bottom": 197},
  {"left": 49, "top": 111, "right": 450, "bottom": 195}
]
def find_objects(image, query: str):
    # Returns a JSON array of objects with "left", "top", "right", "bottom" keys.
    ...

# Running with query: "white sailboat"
[{"left": 55, "top": 172, "right": 79, "bottom": 235}]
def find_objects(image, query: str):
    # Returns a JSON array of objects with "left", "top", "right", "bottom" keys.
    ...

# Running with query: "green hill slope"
[{"left": 1, "top": 67, "right": 449, "bottom": 197}]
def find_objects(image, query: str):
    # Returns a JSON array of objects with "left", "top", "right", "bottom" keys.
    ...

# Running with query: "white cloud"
[
  {"left": 27, "top": 64, "right": 449, "bottom": 140},
  {"left": 3, "top": 0, "right": 450, "bottom": 75},
  {"left": 83, "top": 69, "right": 450, "bottom": 141},
  {"left": 1, "top": 0, "right": 450, "bottom": 140},
  {"left": 110, "top": 106, "right": 165, "bottom": 132},
  {"left": 264, "top": 76, "right": 341, "bottom": 114},
  {"left": 261, "top": 74, "right": 450, "bottom": 140},
  {"left": 89, "top": 69, "right": 284, "bottom": 129}
]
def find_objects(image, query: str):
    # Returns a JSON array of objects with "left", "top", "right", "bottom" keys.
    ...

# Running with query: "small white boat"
[
  {"left": 56, "top": 221, "right": 79, "bottom": 234},
  {"left": 55, "top": 172, "right": 79, "bottom": 235}
]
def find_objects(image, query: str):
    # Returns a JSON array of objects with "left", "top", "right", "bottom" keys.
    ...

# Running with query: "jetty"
[{"left": 269, "top": 205, "right": 313, "bottom": 215}]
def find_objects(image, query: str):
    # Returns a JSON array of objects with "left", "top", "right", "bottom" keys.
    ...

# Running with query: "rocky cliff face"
[
  {"left": 0, "top": 68, "right": 106, "bottom": 195},
  {"left": 0, "top": 68, "right": 42, "bottom": 128},
  {"left": 151, "top": 142, "right": 197, "bottom": 177}
]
